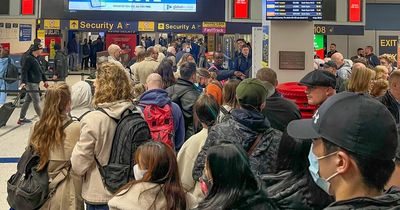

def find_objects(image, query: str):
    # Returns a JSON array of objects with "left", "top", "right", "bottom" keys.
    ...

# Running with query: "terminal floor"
[{"left": 0, "top": 75, "right": 85, "bottom": 209}]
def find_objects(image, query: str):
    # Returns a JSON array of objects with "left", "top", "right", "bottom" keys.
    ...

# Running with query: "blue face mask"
[{"left": 308, "top": 144, "right": 339, "bottom": 195}]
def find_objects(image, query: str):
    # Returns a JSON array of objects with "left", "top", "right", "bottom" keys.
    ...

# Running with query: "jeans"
[
  {"left": 0, "top": 79, "right": 6, "bottom": 105},
  {"left": 19, "top": 83, "right": 41, "bottom": 119},
  {"left": 86, "top": 203, "right": 109, "bottom": 210},
  {"left": 69, "top": 53, "right": 79, "bottom": 71},
  {"left": 81, "top": 56, "right": 89, "bottom": 69}
]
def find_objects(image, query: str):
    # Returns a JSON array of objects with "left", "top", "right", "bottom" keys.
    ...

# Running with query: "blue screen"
[{"left": 69, "top": 0, "right": 196, "bottom": 12}]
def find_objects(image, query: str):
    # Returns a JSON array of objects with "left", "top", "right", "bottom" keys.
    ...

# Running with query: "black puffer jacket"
[
  {"left": 192, "top": 108, "right": 282, "bottom": 180},
  {"left": 263, "top": 170, "right": 333, "bottom": 210},
  {"left": 166, "top": 78, "right": 201, "bottom": 140},
  {"left": 378, "top": 91, "right": 399, "bottom": 124},
  {"left": 324, "top": 187, "right": 400, "bottom": 210},
  {"left": 21, "top": 53, "right": 46, "bottom": 84}
]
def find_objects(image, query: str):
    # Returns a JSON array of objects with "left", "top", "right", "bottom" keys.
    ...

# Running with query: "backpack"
[
  {"left": 141, "top": 103, "right": 175, "bottom": 148},
  {"left": 95, "top": 108, "right": 151, "bottom": 193},
  {"left": 7, "top": 120, "right": 74, "bottom": 210},
  {"left": 4, "top": 58, "right": 19, "bottom": 84}
]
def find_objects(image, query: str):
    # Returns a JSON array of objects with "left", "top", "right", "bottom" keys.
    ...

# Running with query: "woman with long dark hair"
[
  {"left": 108, "top": 141, "right": 196, "bottom": 210},
  {"left": 196, "top": 143, "right": 277, "bottom": 210},
  {"left": 157, "top": 59, "right": 176, "bottom": 89},
  {"left": 177, "top": 94, "right": 219, "bottom": 202},
  {"left": 29, "top": 83, "right": 83, "bottom": 210}
]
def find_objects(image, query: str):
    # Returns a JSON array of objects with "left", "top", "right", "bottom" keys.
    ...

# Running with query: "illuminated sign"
[
  {"left": 266, "top": 0, "right": 322, "bottom": 20},
  {"left": 349, "top": 0, "right": 362, "bottom": 22},
  {"left": 68, "top": 20, "right": 138, "bottom": 32},
  {"left": 157, "top": 22, "right": 201, "bottom": 33},
  {"left": 202, "top": 22, "right": 226, "bottom": 34},
  {"left": 21, "top": 0, "right": 34, "bottom": 15},
  {"left": 233, "top": 0, "right": 249, "bottom": 19},
  {"left": 44, "top": 19, "right": 60, "bottom": 30},
  {"left": 138, "top": 21, "right": 155, "bottom": 32}
]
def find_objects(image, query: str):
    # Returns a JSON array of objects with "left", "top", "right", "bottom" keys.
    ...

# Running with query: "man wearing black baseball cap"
[
  {"left": 323, "top": 61, "right": 346, "bottom": 93},
  {"left": 18, "top": 44, "right": 48, "bottom": 124},
  {"left": 287, "top": 92, "right": 400, "bottom": 209},
  {"left": 299, "top": 70, "right": 336, "bottom": 106}
]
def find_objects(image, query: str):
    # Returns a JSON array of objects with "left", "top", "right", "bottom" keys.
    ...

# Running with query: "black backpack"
[
  {"left": 4, "top": 58, "right": 19, "bottom": 84},
  {"left": 95, "top": 108, "right": 151, "bottom": 193},
  {"left": 7, "top": 120, "right": 74, "bottom": 210}
]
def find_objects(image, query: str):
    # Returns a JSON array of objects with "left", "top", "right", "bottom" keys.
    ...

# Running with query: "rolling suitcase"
[{"left": 0, "top": 93, "right": 21, "bottom": 127}]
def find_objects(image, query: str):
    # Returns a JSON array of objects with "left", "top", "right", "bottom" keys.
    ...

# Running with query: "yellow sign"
[
  {"left": 202, "top": 22, "right": 226, "bottom": 28},
  {"left": 70, "top": 20, "right": 79, "bottom": 30},
  {"left": 50, "top": 39, "right": 56, "bottom": 59},
  {"left": 158, "top": 23, "right": 165, "bottom": 30},
  {"left": 44, "top": 19, "right": 60, "bottom": 30},
  {"left": 37, "top": 30, "right": 45, "bottom": 42},
  {"left": 138, "top": 21, "right": 155, "bottom": 32}
]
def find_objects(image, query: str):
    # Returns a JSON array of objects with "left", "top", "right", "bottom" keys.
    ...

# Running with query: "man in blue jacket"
[
  {"left": 234, "top": 44, "right": 252, "bottom": 78},
  {"left": 139, "top": 73, "right": 185, "bottom": 151}
]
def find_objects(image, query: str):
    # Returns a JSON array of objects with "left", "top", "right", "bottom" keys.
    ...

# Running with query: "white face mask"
[
  {"left": 133, "top": 164, "right": 147, "bottom": 180},
  {"left": 185, "top": 47, "right": 191, "bottom": 53}
]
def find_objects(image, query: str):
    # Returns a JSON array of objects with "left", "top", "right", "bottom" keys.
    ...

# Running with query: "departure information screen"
[
  {"left": 266, "top": 0, "right": 323, "bottom": 20},
  {"left": 69, "top": 0, "right": 197, "bottom": 12}
]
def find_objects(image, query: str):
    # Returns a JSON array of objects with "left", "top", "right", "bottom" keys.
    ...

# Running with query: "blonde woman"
[
  {"left": 71, "top": 62, "right": 135, "bottom": 210},
  {"left": 375, "top": 65, "right": 390, "bottom": 80},
  {"left": 347, "top": 64, "right": 375, "bottom": 93},
  {"left": 379, "top": 54, "right": 397, "bottom": 74},
  {"left": 29, "top": 83, "right": 83, "bottom": 210},
  {"left": 371, "top": 79, "right": 389, "bottom": 97},
  {"left": 175, "top": 53, "right": 195, "bottom": 78}
]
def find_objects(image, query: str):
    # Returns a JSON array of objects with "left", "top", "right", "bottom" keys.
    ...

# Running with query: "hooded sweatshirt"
[
  {"left": 139, "top": 89, "right": 185, "bottom": 151},
  {"left": 70, "top": 81, "right": 93, "bottom": 118},
  {"left": 71, "top": 100, "right": 134, "bottom": 204}
]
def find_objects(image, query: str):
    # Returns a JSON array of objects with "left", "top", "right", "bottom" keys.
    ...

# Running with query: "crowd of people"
[{"left": 2, "top": 38, "right": 400, "bottom": 210}]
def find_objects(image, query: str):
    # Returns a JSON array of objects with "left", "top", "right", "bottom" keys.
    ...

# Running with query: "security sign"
[{"left": 70, "top": 20, "right": 79, "bottom": 30}]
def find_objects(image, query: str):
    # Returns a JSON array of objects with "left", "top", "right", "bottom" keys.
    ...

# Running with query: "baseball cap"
[
  {"left": 287, "top": 92, "right": 398, "bottom": 160},
  {"left": 324, "top": 61, "right": 337, "bottom": 69},
  {"left": 236, "top": 78, "right": 268, "bottom": 107},
  {"left": 299, "top": 70, "right": 336, "bottom": 89},
  {"left": 31, "top": 44, "right": 43, "bottom": 51}
]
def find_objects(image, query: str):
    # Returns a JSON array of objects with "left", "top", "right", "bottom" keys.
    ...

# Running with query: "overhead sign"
[
  {"left": 44, "top": 19, "right": 60, "bottom": 30},
  {"left": 202, "top": 22, "right": 226, "bottom": 34},
  {"left": 69, "top": 0, "right": 197, "bottom": 12},
  {"left": 379, "top": 36, "right": 398, "bottom": 60},
  {"left": 19, "top": 24, "right": 32, "bottom": 41},
  {"left": 266, "top": 0, "right": 322, "bottom": 20},
  {"left": 157, "top": 22, "right": 201, "bottom": 33},
  {"left": 349, "top": 0, "right": 362, "bottom": 22},
  {"left": 314, "top": 24, "right": 364, "bottom": 35},
  {"left": 68, "top": 20, "right": 138, "bottom": 32},
  {"left": 234, "top": 0, "right": 249, "bottom": 19},
  {"left": 138, "top": 21, "right": 155, "bottom": 32}
]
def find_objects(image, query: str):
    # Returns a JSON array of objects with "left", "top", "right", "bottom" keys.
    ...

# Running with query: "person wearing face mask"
[
  {"left": 195, "top": 143, "right": 278, "bottom": 210},
  {"left": 108, "top": 141, "right": 197, "bottom": 210},
  {"left": 27, "top": 83, "right": 83, "bottom": 210},
  {"left": 196, "top": 68, "right": 223, "bottom": 105},
  {"left": 192, "top": 78, "right": 283, "bottom": 182},
  {"left": 287, "top": 92, "right": 400, "bottom": 209},
  {"left": 176, "top": 43, "right": 191, "bottom": 65}
]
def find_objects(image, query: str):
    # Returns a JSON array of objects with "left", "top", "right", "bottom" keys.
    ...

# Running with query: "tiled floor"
[{"left": 0, "top": 75, "right": 85, "bottom": 209}]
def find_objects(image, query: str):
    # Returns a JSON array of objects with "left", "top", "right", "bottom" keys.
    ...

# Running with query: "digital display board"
[
  {"left": 69, "top": 0, "right": 196, "bottom": 12},
  {"left": 266, "top": 0, "right": 322, "bottom": 20}
]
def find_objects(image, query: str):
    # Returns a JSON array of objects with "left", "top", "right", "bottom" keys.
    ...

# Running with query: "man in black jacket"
[
  {"left": 288, "top": 92, "right": 400, "bottom": 209},
  {"left": 166, "top": 62, "right": 200, "bottom": 140},
  {"left": 18, "top": 44, "right": 48, "bottom": 124},
  {"left": 379, "top": 70, "right": 400, "bottom": 125},
  {"left": 53, "top": 43, "right": 68, "bottom": 81},
  {"left": 365, "top": 45, "right": 380, "bottom": 67},
  {"left": 192, "top": 78, "right": 283, "bottom": 181},
  {"left": 256, "top": 68, "right": 301, "bottom": 132}
]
